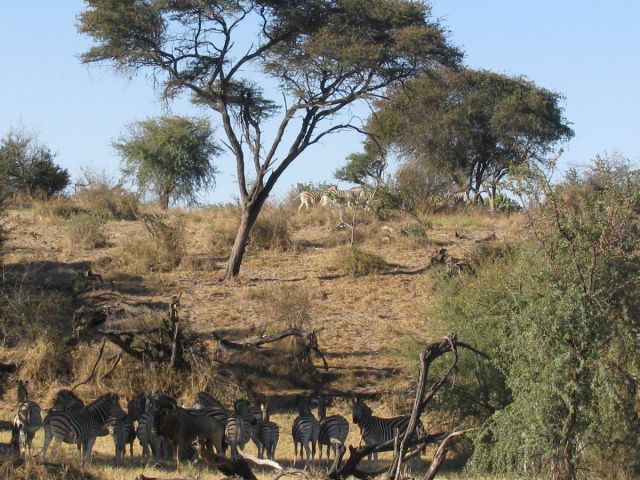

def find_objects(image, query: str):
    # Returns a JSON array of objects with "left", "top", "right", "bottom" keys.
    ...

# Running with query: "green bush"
[
  {"left": 337, "top": 246, "right": 389, "bottom": 276},
  {"left": 66, "top": 213, "right": 107, "bottom": 249}
]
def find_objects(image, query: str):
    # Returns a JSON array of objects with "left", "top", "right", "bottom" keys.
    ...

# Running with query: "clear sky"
[{"left": 1, "top": 1, "right": 638, "bottom": 204}]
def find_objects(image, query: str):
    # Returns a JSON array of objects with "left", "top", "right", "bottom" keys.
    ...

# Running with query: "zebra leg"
[
  {"left": 39, "top": 424, "right": 54, "bottom": 461},
  {"left": 83, "top": 436, "right": 97, "bottom": 465}
]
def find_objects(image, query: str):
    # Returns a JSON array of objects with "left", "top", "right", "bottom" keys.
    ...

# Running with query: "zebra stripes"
[
  {"left": 111, "top": 409, "right": 136, "bottom": 466},
  {"left": 129, "top": 392, "right": 173, "bottom": 463},
  {"left": 294, "top": 191, "right": 319, "bottom": 212},
  {"left": 224, "top": 399, "right": 255, "bottom": 457},
  {"left": 317, "top": 397, "right": 349, "bottom": 461},
  {"left": 351, "top": 397, "right": 426, "bottom": 465},
  {"left": 41, "top": 393, "right": 121, "bottom": 465},
  {"left": 12, "top": 380, "right": 42, "bottom": 455},
  {"left": 291, "top": 398, "right": 319, "bottom": 467},
  {"left": 257, "top": 403, "right": 279, "bottom": 460}
]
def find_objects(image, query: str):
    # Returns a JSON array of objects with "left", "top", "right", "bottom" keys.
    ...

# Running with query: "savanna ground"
[{"left": 0, "top": 198, "right": 522, "bottom": 479}]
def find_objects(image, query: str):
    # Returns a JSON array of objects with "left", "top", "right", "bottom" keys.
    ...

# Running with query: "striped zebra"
[
  {"left": 224, "top": 399, "right": 255, "bottom": 457},
  {"left": 257, "top": 403, "right": 279, "bottom": 460},
  {"left": 192, "top": 392, "right": 231, "bottom": 425},
  {"left": 110, "top": 408, "right": 136, "bottom": 466},
  {"left": 51, "top": 389, "right": 85, "bottom": 413},
  {"left": 293, "top": 191, "right": 319, "bottom": 212},
  {"left": 12, "top": 380, "right": 42, "bottom": 455},
  {"left": 317, "top": 396, "right": 349, "bottom": 461},
  {"left": 40, "top": 392, "right": 122, "bottom": 465},
  {"left": 291, "top": 397, "right": 319, "bottom": 467},
  {"left": 324, "top": 185, "right": 368, "bottom": 209},
  {"left": 129, "top": 392, "right": 173, "bottom": 463},
  {"left": 351, "top": 397, "right": 426, "bottom": 466}
]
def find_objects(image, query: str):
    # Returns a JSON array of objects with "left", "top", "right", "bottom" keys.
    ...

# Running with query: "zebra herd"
[
  {"left": 9, "top": 382, "right": 426, "bottom": 469},
  {"left": 294, "top": 185, "right": 376, "bottom": 213}
]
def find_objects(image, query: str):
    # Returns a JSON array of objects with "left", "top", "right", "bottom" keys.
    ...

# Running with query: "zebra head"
[
  {"left": 316, "top": 396, "right": 329, "bottom": 420},
  {"left": 51, "top": 389, "right": 85, "bottom": 413},
  {"left": 296, "top": 396, "right": 313, "bottom": 417},
  {"left": 127, "top": 392, "right": 150, "bottom": 421},
  {"left": 352, "top": 397, "right": 372, "bottom": 425},
  {"left": 86, "top": 392, "right": 121, "bottom": 424},
  {"left": 16, "top": 380, "right": 29, "bottom": 404}
]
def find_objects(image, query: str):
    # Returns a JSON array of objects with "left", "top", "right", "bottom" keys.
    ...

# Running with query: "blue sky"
[{"left": 0, "top": 1, "right": 638, "bottom": 204}]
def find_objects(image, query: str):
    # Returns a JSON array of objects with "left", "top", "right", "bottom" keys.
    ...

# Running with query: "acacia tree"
[
  {"left": 114, "top": 116, "right": 220, "bottom": 209},
  {"left": 335, "top": 140, "right": 387, "bottom": 186},
  {"left": 78, "top": 0, "right": 461, "bottom": 279},
  {"left": 369, "top": 68, "right": 574, "bottom": 210}
]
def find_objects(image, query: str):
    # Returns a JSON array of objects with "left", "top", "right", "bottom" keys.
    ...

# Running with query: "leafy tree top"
[
  {"left": 114, "top": 116, "right": 220, "bottom": 208},
  {"left": 369, "top": 68, "right": 574, "bottom": 190}
]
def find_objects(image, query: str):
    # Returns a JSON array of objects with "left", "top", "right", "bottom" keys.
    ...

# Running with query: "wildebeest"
[{"left": 154, "top": 402, "right": 225, "bottom": 467}]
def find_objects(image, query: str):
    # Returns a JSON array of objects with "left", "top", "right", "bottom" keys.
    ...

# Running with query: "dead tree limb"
[
  {"left": 423, "top": 430, "right": 472, "bottom": 480},
  {"left": 71, "top": 337, "right": 106, "bottom": 391},
  {"left": 384, "top": 334, "right": 486, "bottom": 480}
]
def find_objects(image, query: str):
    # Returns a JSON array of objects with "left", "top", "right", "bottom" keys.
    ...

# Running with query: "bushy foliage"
[
  {"left": 337, "top": 246, "right": 389, "bottom": 276},
  {"left": 115, "top": 116, "right": 220, "bottom": 209},
  {"left": 0, "top": 128, "right": 70, "bottom": 199},
  {"left": 427, "top": 157, "right": 640, "bottom": 478},
  {"left": 74, "top": 169, "right": 140, "bottom": 220},
  {"left": 335, "top": 140, "right": 387, "bottom": 186}
]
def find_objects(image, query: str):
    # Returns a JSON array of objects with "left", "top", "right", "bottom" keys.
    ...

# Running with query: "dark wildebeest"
[{"left": 154, "top": 402, "right": 225, "bottom": 467}]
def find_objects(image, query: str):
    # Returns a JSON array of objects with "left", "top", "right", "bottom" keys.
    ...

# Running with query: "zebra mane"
[{"left": 86, "top": 392, "right": 117, "bottom": 412}]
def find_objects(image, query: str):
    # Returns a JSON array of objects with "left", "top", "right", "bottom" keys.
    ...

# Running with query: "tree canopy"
[
  {"left": 78, "top": 0, "right": 461, "bottom": 278},
  {"left": 0, "top": 128, "right": 70, "bottom": 200},
  {"left": 114, "top": 116, "right": 220, "bottom": 209},
  {"left": 335, "top": 141, "right": 387, "bottom": 186},
  {"left": 369, "top": 68, "right": 574, "bottom": 209}
]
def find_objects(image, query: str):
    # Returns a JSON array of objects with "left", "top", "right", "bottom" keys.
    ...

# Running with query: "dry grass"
[
  {"left": 333, "top": 246, "right": 390, "bottom": 276},
  {"left": 65, "top": 213, "right": 107, "bottom": 250}
]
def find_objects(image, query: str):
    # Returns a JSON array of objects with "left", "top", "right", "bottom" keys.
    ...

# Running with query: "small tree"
[
  {"left": 0, "top": 128, "right": 70, "bottom": 199},
  {"left": 370, "top": 68, "right": 574, "bottom": 210},
  {"left": 114, "top": 116, "right": 220, "bottom": 209},
  {"left": 335, "top": 141, "right": 387, "bottom": 187},
  {"left": 78, "top": 0, "right": 461, "bottom": 279}
]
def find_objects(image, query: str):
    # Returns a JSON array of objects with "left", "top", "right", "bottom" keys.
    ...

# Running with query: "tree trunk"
[
  {"left": 159, "top": 192, "right": 170, "bottom": 210},
  {"left": 488, "top": 184, "right": 496, "bottom": 212},
  {"left": 224, "top": 195, "right": 265, "bottom": 280}
]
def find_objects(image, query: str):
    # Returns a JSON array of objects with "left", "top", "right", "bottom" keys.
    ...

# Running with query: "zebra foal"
[
  {"left": 40, "top": 392, "right": 122, "bottom": 465},
  {"left": 351, "top": 397, "right": 426, "bottom": 466},
  {"left": 12, "top": 380, "right": 42, "bottom": 455}
]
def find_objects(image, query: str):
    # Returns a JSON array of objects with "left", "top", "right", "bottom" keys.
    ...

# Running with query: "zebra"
[
  {"left": 291, "top": 397, "right": 319, "bottom": 467},
  {"left": 129, "top": 392, "right": 172, "bottom": 463},
  {"left": 293, "top": 191, "right": 319, "bottom": 212},
  {"left": 192, "top": 392, "right": 231, "bottom": 426},
  {"left": 51, "top": 389, "right": 85, "bottom": 413},
  {"left": 351, "top": 397, "right": 426, "bottom": 466},
  {"left": 257, "top": 403, "right": 279, "bottom": 460},
  {"left": 325, "top": 185, "right": 368, "bottom": 209},
  {"left": 193, "top": 391, "right": 226, "bottom": 410},
  {"left": 317, "top": 396, "right": 349, "bottom": 461},
  {"left": 12, "top": 380, "right": 42, "bottom": 455},
  {"left": 224, "top": 399, "right": 255, "bottom": 458},
  {"left": 110, "top": 407, "right": 136, "bottom": 466},
  {"left": 40, "top": 392, "right": 122, "bottom": 465}
]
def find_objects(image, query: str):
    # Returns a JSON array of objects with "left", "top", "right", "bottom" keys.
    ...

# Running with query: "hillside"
[{"left": 0, "top": 202, "right": 518, "bottom": 478}]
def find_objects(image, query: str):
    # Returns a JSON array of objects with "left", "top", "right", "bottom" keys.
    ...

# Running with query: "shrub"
[
  {"left": 74, "top": 176, "right": 140, "bottom": 220},
  {"left": 249, "top": 209, "right": 293, "bottom": 251},
  {"left": 66, "top": 213, "right": 107, "bottom": 249},
  {"left": 0, "top": 128, "right": 70, "bottom": 199},
  {"left": 336, "top": 246, "right": 389, "bottom": 276},
  {"left": 246, "top": 284, "right": 311, "bottom": 333},
  {"left": 0, "top": 286, "right": 74, "bottom": 347},
  {"left": 121, "top": 213, "right": 186, "bottom": 272}
]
